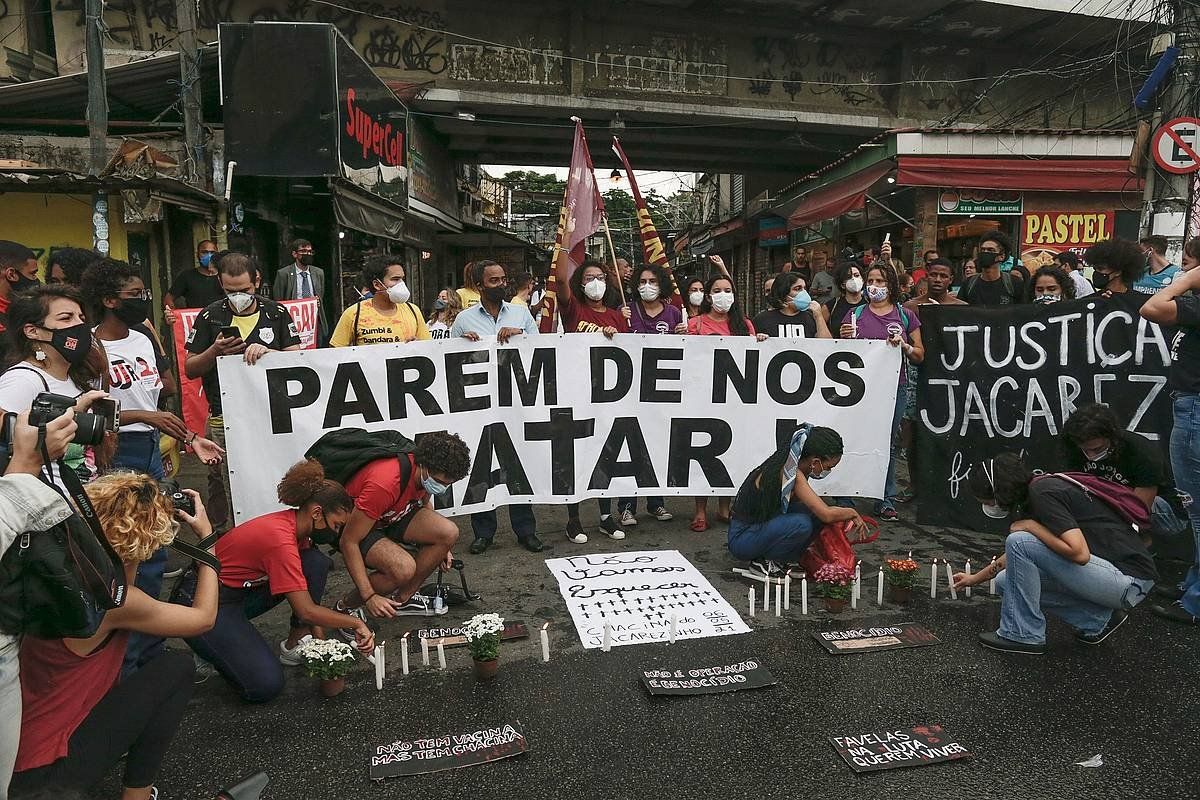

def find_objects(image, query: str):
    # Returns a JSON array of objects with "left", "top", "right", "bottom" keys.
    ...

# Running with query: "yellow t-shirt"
[
  {"left": 457, "top": 287, "right": 481, "bottom": 309},
  {"left": 329, "top": 301, "right": 430, "bottom": 347},
  {"left": 230, "top": 311, "right": 261, "bottom": 340}
]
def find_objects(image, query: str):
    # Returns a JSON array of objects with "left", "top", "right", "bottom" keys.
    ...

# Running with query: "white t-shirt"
[
  {"left": 1069, "top": 270, "right": 1094, "bottom": 298},
  {"left": 99, "top": 328, "right": 162, "bottom": 432},
  {"left": 0, "top": 363, "right": 95, "bottom": 484},
  {"left": 427, "top": 320, "right": 452, "bottom": 340}
]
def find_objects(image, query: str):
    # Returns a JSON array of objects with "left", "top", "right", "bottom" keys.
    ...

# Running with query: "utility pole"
[
  {"left": 85, "top": 0, "right": 110, "bottom": 254},
  {"left": 1149, "top": 2, "right": 1200, "bottom": 250},
  {"left": 177, "top": 0, "right": 204, "bottom": 187}
]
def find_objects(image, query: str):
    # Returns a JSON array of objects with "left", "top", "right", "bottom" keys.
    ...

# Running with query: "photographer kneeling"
[
  {"left": 0, "top": 408, "right": 77, "bottom": 800},
  {"left": 175, "top": 459, "right": 375, "bottom": 703},
  {"left": 954, "top": 453, "right": 1156, "bottom": 655},
  {"left": 10, "top": 473, "right": 218, "bottom": 800}
]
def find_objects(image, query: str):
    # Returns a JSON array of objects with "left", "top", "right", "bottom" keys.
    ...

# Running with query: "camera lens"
[{"left": 72, "top": 412, "right": 107, "bottom": 446}]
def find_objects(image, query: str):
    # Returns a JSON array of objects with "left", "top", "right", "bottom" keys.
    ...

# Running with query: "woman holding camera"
[
  {"left": 176, "top": 459, "right": 375, "bottom": 703},
  {"left": 0, "top": 285, "right": 106, "bottom": 486},
  {"left": 9, "top": 474, "right": 218, "bottom": 800}
]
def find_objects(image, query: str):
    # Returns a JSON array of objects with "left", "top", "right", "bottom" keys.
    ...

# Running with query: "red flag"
[
  {"left": 612, "top": 136, "right": 669, "bottom": 268},
  {"left": 541, "top": 117, "right": 605, "bottom": 332}
]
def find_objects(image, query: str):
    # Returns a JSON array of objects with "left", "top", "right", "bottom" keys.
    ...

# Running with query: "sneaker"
[
  {"left": 1075, "top": 610, "right": 1129, "bottom": 645},
  {"left": 750, "top": 559, "right": 786, "bottom": 579},
  {"left": 652, "top": 506, "right": 674, "bottom": 522},
  {"left": 278, "top": 634, "right": 313, "bottom": 666},
  {"left": 566, "top": 519, "right": 588, "bottom": 544},
  {"left": 599, "top": 515, "right": 626, "bottom": 540},
  {"left": 468, "top": 537, "right": 492, "bottom": 555},
  {"left": 193, "top": 653, "right": 215, "bottom": 685},
  {"left": 390, "top": 592, "right": 448, "bottom": 616},
  {"left": 619, "top": 508, "right": 638, "bottom": 527},
  {"left": 1151, "top": 601, "right": 1200, "bottom": 625},
  {"left": 977, "top": 630, "right": 1045, "bottom": 655},
  {"left": 1152, "top": 583, "right": 1185, "bottom": 601},
  {"left": 334, "top": 604, "right": 367, "bottom": 643},
  {"left": 895, "top": 488, "right": 915, "bottom": 504},
  {"left": 878, "top": 506, "right": 898, "bottom": 521},
  {"left": 518, "top": 534, "right": 545, "bottom": 553}
]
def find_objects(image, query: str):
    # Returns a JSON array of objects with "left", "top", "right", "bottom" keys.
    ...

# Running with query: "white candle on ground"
[
  {"left": 749, "top": 587, "right": 756, "bottom": 617},
  {"left": 801, "top": 578, "right": 808, "bottom": 615},
  {"left": 436, "top": 640, "right": 446, "bottom": 670},
  {"left": 851, "top": 581, "right": 857, "bottom": 610},
  {"left": 965, "top": 561, "right": 972, "bottom": 598},
  {"left": 877, "top": 567, "right": 884, "bottom": 606},
  {"left": 853, "top": 563, "right": 861, "bottom": 602},
  {"left": 374, "top": 644, "right": 384, "bottom": 690},
  {"left": 602, "top": 622, "right": 612, "bottom": 651},
  {"left": 540, "top": 623, "right": 550, "bottom": 662},
  {"left": 763, "top": 571, "right": 772, "bottom": 613},
  {"left": 930, "top": 559, "right": 938, "bottom": 598},
  {"left": 784, "top": 572, "right": 791, "bottom": 611},
  {"left": 945, "top": 561, "right": 958, "bottom": 600},
  {"left": 401, "top": 633, "right": 410, "bottom": 675},
  {"left": 775, "top": 584, "right": 782, "bottom": 617},
  {"left": 989, "top": 557, "right": 997, "bottom": 595},
  {"left": 420, "top": 635, "right": 429, "bottom": 666},
  {"left": 669, "top": 613, "right": 677, "bottom": 644}
]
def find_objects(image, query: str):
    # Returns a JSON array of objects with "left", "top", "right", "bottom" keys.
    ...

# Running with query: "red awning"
[
  {"left": 787, "top": 161, "right": 893, "bottom": 230},
  {"left": 895, "top": 157, "right": 1140, "bottom": 193}
]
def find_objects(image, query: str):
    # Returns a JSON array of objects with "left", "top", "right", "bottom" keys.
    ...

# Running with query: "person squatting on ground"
[
  {"left": 955, "top": 454, "right": 1156, "bottom": 654},
  {"left": 333, "top": 432, "right": 471, "bottom": 625},
  {"left": 727, "top": 425, "right": 866, "bottom": 578},
  {"left": 176, "top": 460, "right": 375, "bottom": 703},
  {"left": 10, "top": 473, "right": 218, "bottom": 800}
]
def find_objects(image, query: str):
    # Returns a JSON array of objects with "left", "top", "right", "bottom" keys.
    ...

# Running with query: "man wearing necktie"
[{"left": 273, "top": 238, "right": 327, "bottom": 342}]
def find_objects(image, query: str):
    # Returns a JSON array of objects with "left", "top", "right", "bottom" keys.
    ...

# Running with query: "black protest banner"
[
  {"left": 831, "top": 725, "right": 971, "bottom": 773},
  {"left": 641, "top": 658, "right": 777, "bottom": 695},
  {"left": 369, "top": 721, "right": 528, "bottom": 779},
  {"left": 916, "top": 293, "right": 1171, "bottom": 530},
  {"left": 812, "top": 622, "right": 940, "bottom": 655},
  {"left": 415, "top": 621, "right": 529, "bottom": 648}
]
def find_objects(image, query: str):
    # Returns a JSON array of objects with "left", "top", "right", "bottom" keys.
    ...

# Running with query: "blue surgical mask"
[
  {"left": 422, "top": 474, "right": 449, "bottom": 496},
  {"left": 791, "top": 290, "right": 812, "bottom": 312},
  {"left": 198, "top": 252, "right": 215, "bottom": 268}
]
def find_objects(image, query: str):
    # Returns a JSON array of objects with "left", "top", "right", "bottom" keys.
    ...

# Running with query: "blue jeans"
[
  {"left": 115, "top": 430, "right": 168, "bottom": 676},
  {"left": 1151, "top": 495, "right": 1188, "bottom": 539},
  {"left": 1171, "top": 394, "right": 1200, "bottom": 615},
  {"left": 0, "top": 637, "right": 18, "bottom": 800},
  {"left": 727, "top": 500, "right": 815, "bottom": 562},
  {"left": 178, "top": 547, "right": 332, "bottom": 703},
  {"left": 879, "top": 381, "right": 906, "bottom": 509},
  {"left": 471, "top": 505, "right": 536, "bottom": 541},
  {"left": 996, "top": 531, "right": 1154, "bottom": 644},
  {"left": 618, "top": 497, "right": 665, "bottom": 514}
]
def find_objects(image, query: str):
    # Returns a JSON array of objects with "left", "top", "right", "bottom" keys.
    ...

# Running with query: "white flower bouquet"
[
  {"left": 462, "top": 613, "right": 505, "bottom": 662},
  {"left": 297, "top": 637, "right": 356, "bottom": 680}
]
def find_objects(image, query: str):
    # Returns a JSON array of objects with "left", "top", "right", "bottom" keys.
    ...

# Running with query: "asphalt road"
[{"left": 106, "top": 462, "right": 1199, "bottom": 800}]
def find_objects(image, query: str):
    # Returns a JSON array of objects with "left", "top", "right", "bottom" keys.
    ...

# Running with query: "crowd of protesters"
[{"left": 0, "top": 225, "right": 1198, "bottom": 798}]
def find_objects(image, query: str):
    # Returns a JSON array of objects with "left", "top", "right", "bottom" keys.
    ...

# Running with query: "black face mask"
[
  {"left": 9, "top": 274, "right": 39, "bottom": 292},
  {"left": 113, "top": 298, "right": 149, "bottom": 326},
  {"left": 976, "top": 252, "right": 999, "bottom": 269},
  {"left": 1092, "top": 270, "right": 1111, "bottom": 291},
  {"left": 40, "top": 322, "right": 93, "bottom": 366},
  {"left": 310, "top": 526, "right": 338, "bottom": 546},
  {"left": 299, "top": 255, "right": 315, "bottom": 267},
  {"left": 482, "top": 285, "right": 507, "bottom": 305}
]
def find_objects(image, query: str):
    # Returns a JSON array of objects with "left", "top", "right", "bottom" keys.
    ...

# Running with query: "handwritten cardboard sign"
[
  {"left": 414, "top": 621, "right": 529, "bottom": 648},
  {"left": 641, "top": 658, "right": 777, "bottom": 696},
  {"left": 830, "top": 725, "right": 971, "bottom": 773},
  {"left": 370, "top": 721, "right": 528, "bottom": 779},
  {"left": 812, "top": 622, "right": 940, "bottom": 655}
]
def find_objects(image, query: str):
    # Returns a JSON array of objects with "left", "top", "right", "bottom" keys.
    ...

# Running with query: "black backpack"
[
  {"left": 961, "top": 272, "right": 1016, "bottom": 304},
  {"left": 304, "top": 427, "right": 415, "bottom": 487}
]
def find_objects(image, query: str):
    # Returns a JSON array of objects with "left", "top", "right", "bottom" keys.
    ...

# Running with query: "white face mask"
[
  {"left": 385, "top": 280, "right": 411, "bottom": 304},
  {"left": 981, "top": 502, "right": 1008, "bottom": 519},
  {"left": 866, "top": 285, "right": 889, "bottom": 303},
  {"left": 845, "top": 276, "right": 864, "bottom": 293},
  {"left": 688, "top": 290, "right": 705, "bottom": 307},
  {"left": 584, "top": 277, "right": 607, "bottom": 301},
  {"left": 711, "top": 292, "right": 735, "bottom": 313},
  {"left": 638, "top": 284, "right": 660, "bottom": 302},
  {"left": 226, "top": 292, "right": 255, "bottom": 314}
]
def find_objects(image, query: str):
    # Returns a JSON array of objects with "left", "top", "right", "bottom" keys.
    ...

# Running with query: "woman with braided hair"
[{"left": 727, "top": 425, "right": 866, "bottom": 579}]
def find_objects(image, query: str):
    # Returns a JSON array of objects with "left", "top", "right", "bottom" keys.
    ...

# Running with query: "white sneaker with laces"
[
  {"left": 619, "top": 509, "right": 638, "bottom": 527},
  {"left": 652, "top": 506, "right": 674, "bottom": 522},
  {"left": 278, "top": 634, "right": 313, "bottom": 666}
]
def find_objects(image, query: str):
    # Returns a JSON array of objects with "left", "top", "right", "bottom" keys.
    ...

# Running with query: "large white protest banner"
[
  {"left": 219, "top": 333, "right": 899, "bottom": 523},
  {"left": 545, "top": 550, "right": 750, "bottom": 648}
]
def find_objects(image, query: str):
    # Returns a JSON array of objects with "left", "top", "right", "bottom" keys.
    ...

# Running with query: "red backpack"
[{"left": 1036, "top": 473, "right": 1150, "bottom": 531}]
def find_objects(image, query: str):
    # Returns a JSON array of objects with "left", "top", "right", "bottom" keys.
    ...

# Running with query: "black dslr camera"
[
  {"left": 159, "top": 479, "right": 196, "bottom": 517},
  {"left": 29, "top": 391, "right": 115, "bottom": 446}
]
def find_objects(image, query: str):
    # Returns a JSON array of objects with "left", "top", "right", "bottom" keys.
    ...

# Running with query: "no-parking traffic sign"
[{"left": 1153, "top": 117, "right": 1200, "bottom": 174}]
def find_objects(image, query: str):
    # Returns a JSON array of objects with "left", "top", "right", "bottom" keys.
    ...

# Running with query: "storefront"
[{"left": 778, "top": 129, "right": 1143, "bottom": 276}]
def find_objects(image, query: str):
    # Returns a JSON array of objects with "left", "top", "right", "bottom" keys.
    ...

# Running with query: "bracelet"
[
  {"left": 185, "top": 431, "right": 197, "bottom": 445},
  {"left": 362, "top": 592, "right": 376, "bottom": 604}
]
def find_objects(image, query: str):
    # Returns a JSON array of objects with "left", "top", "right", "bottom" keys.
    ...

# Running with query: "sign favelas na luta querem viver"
[{"left": 1020, "top": 210, "right": 1114, "bottom": 262}]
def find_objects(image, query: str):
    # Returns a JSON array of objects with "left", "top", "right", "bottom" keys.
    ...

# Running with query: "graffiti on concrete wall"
[
  {"left": 745, "top": 34, "right": 888, "bottom": 108},
  {"left": 588, "top": 34, "right": 727, "bottom": 95},
  {"left": 448, "top": 40, "right": 563, "bottom": 84}
]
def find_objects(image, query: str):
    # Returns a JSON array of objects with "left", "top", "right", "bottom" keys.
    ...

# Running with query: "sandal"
[{"left": 689, "top": 517, "right": 709, "bottom": 532}]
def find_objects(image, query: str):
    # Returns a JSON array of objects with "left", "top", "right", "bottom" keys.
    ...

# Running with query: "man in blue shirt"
[
  {"left": 450, "top": 260, "right": 543, "bottom": 554},
  {"left": 1134, "top": 235, "right": 1181, "bottom": 294}
]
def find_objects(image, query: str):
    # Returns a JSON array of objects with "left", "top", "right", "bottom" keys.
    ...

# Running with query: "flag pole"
[{"left": 601, "top": 215, "right": 630, "bottom": 312}]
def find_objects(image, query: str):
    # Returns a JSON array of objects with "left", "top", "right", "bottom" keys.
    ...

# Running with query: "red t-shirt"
[
  {"left": 216, "top": 509, "right": 310, "bottom": 593},
  {"left": 687, "top": 314, "right": 757, "bottom": 336},
  {"left": 344, "top": 455, "right": 425, "bottom": 526},
  {"left": 561, "top": 295, "right": 630, "bottom": 334}
]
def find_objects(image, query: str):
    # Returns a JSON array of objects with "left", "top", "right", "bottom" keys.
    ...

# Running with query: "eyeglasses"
[{"left": 119, "top": 289, "right": 152, "bottom": 301}]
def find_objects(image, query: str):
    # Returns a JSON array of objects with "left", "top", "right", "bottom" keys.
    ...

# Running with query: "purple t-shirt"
[
  {"left": 629, "top": 301, "right": 683, "bottom": 334},
  {"left": 840, "top": 304, "right": 920, "bottom": 384}
]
